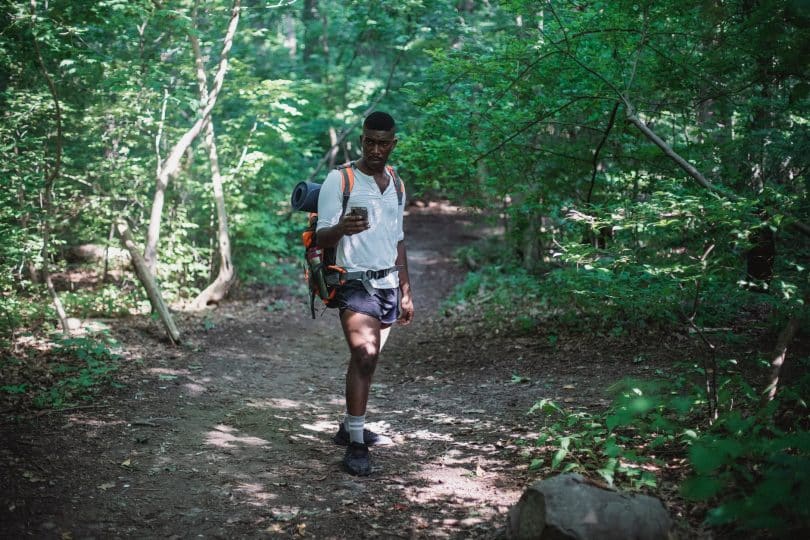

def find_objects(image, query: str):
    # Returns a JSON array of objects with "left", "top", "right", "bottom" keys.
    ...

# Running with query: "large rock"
[{"left": 506, "top": 473, "right": 672, "bottom": 540}]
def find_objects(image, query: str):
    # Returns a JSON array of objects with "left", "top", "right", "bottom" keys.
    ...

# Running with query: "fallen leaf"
[
  {"left": 98, "top": 482, "right": 115, "bottom": 491},
  {"left": 120, "top": 459, "right": 132, "bottom": 468},
  {"left": 563, "top": 384, "right": 576, "bottom": 390},
  {"left": 296, "top": 523, "right": 307, "bottom": 536}
]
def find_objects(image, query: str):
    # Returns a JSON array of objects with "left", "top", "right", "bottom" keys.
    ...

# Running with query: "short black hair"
[{"left": 364, "top": 111, "right": 395, "bottom": 131}]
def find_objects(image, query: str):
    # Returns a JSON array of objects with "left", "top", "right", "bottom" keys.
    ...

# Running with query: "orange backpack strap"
[
  {"left": 337, "top": 162, "right": 355, "bottom": 215},
  {"left": 386, "top": 165, "right": 404, "bottom": 206}
]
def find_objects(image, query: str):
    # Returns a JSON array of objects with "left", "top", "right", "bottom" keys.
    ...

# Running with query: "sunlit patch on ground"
[
  {"left": 205, "top": 424, "right": 270, "bottom": 448},
  {"left": 181, "top": 382, "right": 207, "bottom": 395},
  {"left": 233, "top": 482, "right": 281, "bottom": 506},
  {"left": 147, "top": 367, "right": 191, "bottom": 377}
]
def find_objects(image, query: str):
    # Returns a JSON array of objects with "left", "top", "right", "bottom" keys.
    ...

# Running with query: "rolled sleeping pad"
[{"left": 290, "top": 181, "right": 321, "bottom": 212}]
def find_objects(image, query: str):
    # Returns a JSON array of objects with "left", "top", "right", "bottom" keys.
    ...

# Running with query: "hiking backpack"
[{"left": 302, "top": 161, "right": 404, "bottom": 318}]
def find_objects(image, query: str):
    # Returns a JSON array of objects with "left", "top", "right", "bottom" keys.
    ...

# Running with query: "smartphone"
[{"left": 350, "top": 207, "right": 368, "bottom": 220}]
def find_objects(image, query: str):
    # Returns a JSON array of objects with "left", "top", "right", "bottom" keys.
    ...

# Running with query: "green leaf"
[
  {"left": 689, "top": 442, "right": 728, "bottom": 474},
  {"left": 681, "top": 475, "right": 726, "bottom": 501},
  {"left": 551, "top": 448, "right": 568, "bottom": 470}
]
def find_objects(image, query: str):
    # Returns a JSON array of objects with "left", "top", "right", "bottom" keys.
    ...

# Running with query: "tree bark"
[
  {"left": 187, "top": 13, "right": 235, "bottom": 310},
  {"left": 760, "top": 317, "right": 800, "bottom": 406},
  {"left": 143, "top": 0, "right": 241, "bottom": 274},
  {"left": 116, "top": 219, "right": 181, "bottom": 344}
]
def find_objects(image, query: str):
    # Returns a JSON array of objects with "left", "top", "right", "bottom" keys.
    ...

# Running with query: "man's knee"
[{"left": 351, "top": 343, "right": 379, "bottom": 377}]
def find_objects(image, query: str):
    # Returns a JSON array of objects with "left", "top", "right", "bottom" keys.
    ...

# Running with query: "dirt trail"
[{"left": 1, "top": 203, "right": 553, "bottom": 539}]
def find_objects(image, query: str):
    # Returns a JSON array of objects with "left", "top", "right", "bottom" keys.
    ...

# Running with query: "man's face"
[{"left": 360, "top": 128, "right": 397, "bottom": 168}]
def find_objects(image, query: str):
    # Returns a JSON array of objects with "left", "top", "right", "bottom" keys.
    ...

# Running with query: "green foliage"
[
  {"left": 61, "top": 284, "right": 145, "bottom": 318},
  {"left": 529, "top": 362, "right": 810, "bottom": 533},
  {"left": 33, "top": 336, "right": 121, "bottom": 409}
]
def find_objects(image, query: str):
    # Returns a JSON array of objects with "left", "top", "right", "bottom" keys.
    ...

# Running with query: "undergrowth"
[
  {"left": 449, "top": 237, "right": 808, "bottom": 535},
  {"left": 1, "top": 336, "right": 122, "bottom": 410},
  {"left": 527, "top": 360, "right": 810, "bottom": 535}
]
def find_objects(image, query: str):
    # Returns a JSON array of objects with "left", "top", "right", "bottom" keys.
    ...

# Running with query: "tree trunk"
[
  {"left": 31, "top": 0, "right": 70, "bottom": 336},
  {"left": 187, "top": 13, "right": 236, "bottom": 310},
  {"left": 116, "top": 220, "right": 181, "bottom": 344},
  {"left": 760, "top": 317, "right": 800, "bottom": 406},
  {"left": 143, "top": 0, "right": 241, "bottom": 274}
]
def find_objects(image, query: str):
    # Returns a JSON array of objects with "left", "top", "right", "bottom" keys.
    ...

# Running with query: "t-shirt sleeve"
[{"left": 316, "top": 170, "right": 344, "bottom": 232}]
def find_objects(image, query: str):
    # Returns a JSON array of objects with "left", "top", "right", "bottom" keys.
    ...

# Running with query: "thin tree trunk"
[
  {"left": 187, "top": 3, "right": 235, "bottom": 310},
  {"left": 116, "top": 220, "right": 181, "bottom": 344},
  {"left": 760, "top": 317, "right": 800, "bottom": 406},
  {"left": 189, "top": 119, "right": 235, "bottom": 309},
  {"left": 143, "top": 0, "right": 241, "bottom": 274},
  {"left": 586, "top": 101, "right": 620, "bottom": 204},
  {"left": 30, "top": 0, "right": 69, "bottom": 335}
]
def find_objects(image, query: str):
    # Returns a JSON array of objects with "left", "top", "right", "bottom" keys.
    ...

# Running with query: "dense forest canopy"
[{"left": 1, "top": 0, "right": 808, "bottom": 535}]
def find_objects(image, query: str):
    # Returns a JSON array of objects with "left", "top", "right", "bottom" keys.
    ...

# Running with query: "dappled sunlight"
[
  {"left": 205, "top": 424, "right": 270, "bottom": 449},
  {"left": 147, "top": 367, "right": 191, "bottom": 376},
  {"left": 408, "top": 249, "right": 454, "bottom": 266},
  {"left": 67, "top": 415, "right": 126, "bottom": 435},
  {"left": 409, "top": 428, "right": 455, "bottom": 442},
  {"left": 425, "top": 412, "right": 479, "bottom": 426},
  {"left": 300, "top": 419, "right": 336, "bottom": 435},
  {"left": 233, "top": 482, "right": 281, "bottom": 507},
  {"left": 244, "top": 397, "right": 301, "bottom": 410},
  {"left": 182, "top": 382, "right": 207, "bottom": 395}
]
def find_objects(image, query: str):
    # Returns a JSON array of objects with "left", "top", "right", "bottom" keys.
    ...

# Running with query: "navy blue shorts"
[{"left": 337, "top": 280, "right": 400, "bottom": 325}]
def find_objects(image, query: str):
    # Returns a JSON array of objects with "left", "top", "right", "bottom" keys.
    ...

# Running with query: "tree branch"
[
  {"left": 625, "top": 110, "right": 736, "bottom": 197},
  {"left": 586, "top": 101, "right": 621, "bottom": 204}
]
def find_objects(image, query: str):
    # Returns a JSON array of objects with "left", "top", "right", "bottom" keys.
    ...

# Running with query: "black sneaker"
[
  {"left": 343, "top": 442, "right": 372, "bottom": 476},
  {"left": 332, "top": 422, "right": 380, "bottom": 446}
]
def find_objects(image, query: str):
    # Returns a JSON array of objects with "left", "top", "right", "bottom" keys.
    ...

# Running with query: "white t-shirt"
[{"left": 316, "top": 165, "right": 405, "bottom": 289}]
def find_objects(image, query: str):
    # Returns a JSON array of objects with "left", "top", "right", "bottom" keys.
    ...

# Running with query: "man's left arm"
[{"left": 396, "top": 240, "right": 414, "bottom": 325}]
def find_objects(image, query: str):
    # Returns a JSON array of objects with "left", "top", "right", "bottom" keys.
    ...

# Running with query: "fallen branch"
[{"left": 116, "top": 219, "right": 181, "bottom": 344}]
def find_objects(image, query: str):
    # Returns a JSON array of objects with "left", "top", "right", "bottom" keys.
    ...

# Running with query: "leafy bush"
[
  {"left": 447, "top": 260, "right": 772, "bottom": 334},
  {"left": 61, "top": 284, "right": 146, "bottom": 318},
  {"left": 528, "top": 361, "right": 810, "bottom": 534}
]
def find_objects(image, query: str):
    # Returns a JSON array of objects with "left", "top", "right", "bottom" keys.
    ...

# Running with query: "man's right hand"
[{"left": 340, "top": 213, "right": 369, "bottom": 236}]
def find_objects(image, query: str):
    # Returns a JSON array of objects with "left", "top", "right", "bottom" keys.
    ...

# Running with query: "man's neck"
[{"left": 356, "top": 158, "right": 386, "bottom": 177}]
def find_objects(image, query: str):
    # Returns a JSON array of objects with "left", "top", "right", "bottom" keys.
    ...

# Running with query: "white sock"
[{"left": 345, "top": 414, "right": 365, "bottom": 444}]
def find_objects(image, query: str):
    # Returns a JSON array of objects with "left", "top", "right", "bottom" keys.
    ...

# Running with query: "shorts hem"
[{"left": 340, "top": 306, "right": 397, "bottom": 326}]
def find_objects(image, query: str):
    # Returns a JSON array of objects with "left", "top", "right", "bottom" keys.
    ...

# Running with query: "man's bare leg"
[
  {"left": 339, "top": 309, "right": 383, "bottom": 475},
  {"left": 341, "top": 309, "right": 382, "bottom": 419}
]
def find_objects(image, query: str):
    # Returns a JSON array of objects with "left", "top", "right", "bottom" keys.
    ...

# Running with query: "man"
[{"left": 316, "top": 111, "right": 414, "bottom": 476}]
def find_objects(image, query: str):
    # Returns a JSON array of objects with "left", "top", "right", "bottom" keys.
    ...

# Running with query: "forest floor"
[{"left": 0, "top": 202, "right": 753, "bottom": 539}]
